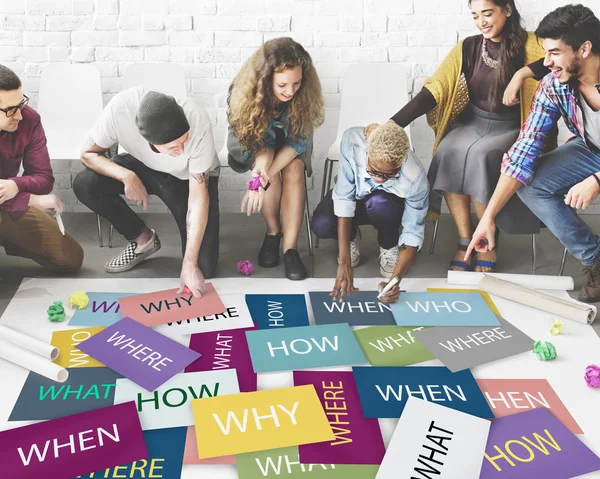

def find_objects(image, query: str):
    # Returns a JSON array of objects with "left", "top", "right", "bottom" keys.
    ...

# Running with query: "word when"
[
  {"left": 369, "top": 328, "right": 426, "bottom": 352},
  {"left": 92, "top": 301, "right": 120, "bottom": 314},
  {"left": 376, "top": 384, "right": 467, "bottom": 402},
  {"left": 322, "top": 381, "right": 352, "bottom": 446},
  {"left": 70, "top": 331, "right": 95, "bottom": 368},
  {"left": 485, "top": 429, "right": 562, "bottom": 471},
  {"left": 18, "top": 425, "right": 120, "bottom": 466},
  {"left": 107, "top": 332, "right": 173, "bottom": 371},
  {"left": 440, "top": 328, "right": 512, "bottom": 353},
  {"left": 405, "top": 301, "right": 472, "bottom": 314},
  {"left": 268, "top": 337, "right": 339, "bottom": 357},
  {"left": 213, "top": 402, "right": 299, "bottom": 435},
  {"left": 141, "top": 296, "right": 193, "bottom": 314},
  {"left": 166, "top": 307, "right": 239, "bottom": 327},
  {"left": 213, "top": 333, "right": 233, "bottom": 369},
  {"left": 267, "top": 301, "right": 285, "bottom": 327},
  {"left": 256, "top": 455, "right": 336, "bottom": 476},
  {"left": 485, "top": 391, "right": 550, "bottom": 410},
  {"left": 137, "top": 384, "right": 219, "bottom": 411},
  {"left": 411, "top": 421, "right": 454, "bottom": 479},
  {"left": 39, "top": 384, "right": 116, "bottom": 401},
  {"left": 77, "top": 459, "right": 164, "bottom": 478},
  {"left": 324, "top": 301, "right": 391, "bottom": 314}
]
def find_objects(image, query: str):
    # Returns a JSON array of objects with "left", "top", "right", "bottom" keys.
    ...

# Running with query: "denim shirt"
[{"left": 333, "top": 127, "right": 430, "bottom": 250}]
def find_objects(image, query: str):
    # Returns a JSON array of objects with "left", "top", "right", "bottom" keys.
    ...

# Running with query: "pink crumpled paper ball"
[
  {"left": 237, "top": 260, "right": 254, "bottom": 276},
  {"left": 584, "top": 364, "right": 600, "bottom": 388}
]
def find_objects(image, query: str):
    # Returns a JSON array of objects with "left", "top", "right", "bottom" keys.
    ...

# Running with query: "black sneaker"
[
  {"left": 258, "top": 233, "right": 283, "bottom": 268},
  {"left": 283, "top": 249, "right": 307, "bottom": 281}
]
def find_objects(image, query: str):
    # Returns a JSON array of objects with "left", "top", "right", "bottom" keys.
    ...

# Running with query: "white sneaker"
[
  {"left": 379, "top": 245, "right": 398, "bottom": 279},
  {"left": 339, "top": 227, "right": 361, "bottom": 268}
]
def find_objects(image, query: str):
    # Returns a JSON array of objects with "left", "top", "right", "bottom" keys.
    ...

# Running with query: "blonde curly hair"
[
  {"left": 227, "top": 37, "right": 325, "bottom": 153},
  {"left": 367, "top": 122, "right": 410, "bottom": 168}
]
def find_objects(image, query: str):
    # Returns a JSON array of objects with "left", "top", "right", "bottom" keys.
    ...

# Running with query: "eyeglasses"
[
  {"left": 366, "top": 166, "right": 402, "bottom": 181},
  {"left": 0, "top": 95, "right": 29, "bottom": 118}
]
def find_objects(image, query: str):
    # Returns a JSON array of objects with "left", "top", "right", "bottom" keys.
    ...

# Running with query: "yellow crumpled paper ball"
[{"left": 69, "top": 291, "right": 89, "bottom": 309}]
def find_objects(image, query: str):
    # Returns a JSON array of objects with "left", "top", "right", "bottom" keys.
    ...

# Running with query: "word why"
[
  {"left": 213, "top": 334, "right": 233, "bottom": 369},
  {"left": 39, "top": 384, "right": 116, "bottom": 401},
  {"left": 485, "top": 429, "right": 562, "bottom": 471},
  {"left": 141, "top": 296, "right": 193, "bottom": 314},
  {"left": 107, "top": 332, "right": 173, "bottom": 372},
  {"left": 405, "top": 301, "right": 472, "bottom": 314},
  {"left": 322, "top": 380, "right": 352, "bottom": 446},
  {"left": 411, "top": 421, "right": 454, "bottom": 479},
  {"left": 268, "top": 337, "right": 339, "bottom": 357},
  {"left": 369, "top": 328, "right": 426, "bottom": 352},
  {"left": 137, "top": 384, "right": 219, "bottom": 412},
  {"left": 255, "top": 455, "right": 336, "bottom": 476},
  {"left": 485, "top": 391, "right": 550, "bottom": 410},
  {"left": 440, "top": 328, "right": 512, "bottom": 353},
  {"left": 213, "top": 402, "right": 299, "bottom": 435},
  {"left": 167, "top": 307, "right": 239, "bottom": 327},
  {"left": 77, "top": 459, "right": 164, "bottom": 478},
  {"left": 376, "top": 385, "right": 467, "bottom": 403},
  {"left": 324, "top": 301, "right": 391, "bottom": 314}
]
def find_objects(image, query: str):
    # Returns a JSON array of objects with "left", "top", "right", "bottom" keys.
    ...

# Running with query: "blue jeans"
[{"left": 517, "top": 138, "right": 600, "bottom": 266}]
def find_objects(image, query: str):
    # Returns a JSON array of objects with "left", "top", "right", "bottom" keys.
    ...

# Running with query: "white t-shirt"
[{"left": 90, "top": 86, "right": 219, "bottom": 180}]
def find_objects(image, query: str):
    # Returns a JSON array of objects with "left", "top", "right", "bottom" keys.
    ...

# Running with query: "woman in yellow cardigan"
[{"left": 384, "top": 0, "right": 555, "bottom": 272}]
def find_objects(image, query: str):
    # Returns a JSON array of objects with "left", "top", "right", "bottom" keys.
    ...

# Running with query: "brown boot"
[{"left": 578, "top": 263, "right": 600, "bottom": 303}]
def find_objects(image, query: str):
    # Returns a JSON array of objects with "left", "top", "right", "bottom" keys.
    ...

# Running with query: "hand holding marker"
[{"left": 378, "top": 276, "right": 400, "bottom": 299}]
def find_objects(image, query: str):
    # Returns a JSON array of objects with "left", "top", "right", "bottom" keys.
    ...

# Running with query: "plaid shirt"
[{"left": 501, "top": 73, "right": 600, "bottom": 185}]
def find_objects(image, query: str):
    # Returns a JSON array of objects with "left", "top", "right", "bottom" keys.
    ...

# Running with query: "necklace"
[{"left": 482, "top": 38, "right": 498, "bottom": 70}]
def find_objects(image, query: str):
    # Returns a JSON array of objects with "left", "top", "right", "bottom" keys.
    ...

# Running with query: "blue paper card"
[
  {"left": 309, "top": 291, "right": 397, "bottom": 326},
  {"left": 352, "top": 366, "right": 494, "bottom": 419},
  {"left": 389, "top": 292, "right": 501, "bottom": 327},
  {"left": 69, "top": 292, "right": 137, "bottom": 327},
  {"left": 245, "top": 294, "right": 310, "bottom": 329},
  {"left": 245, "top": 324, "right": 368, "bottom": 373}
]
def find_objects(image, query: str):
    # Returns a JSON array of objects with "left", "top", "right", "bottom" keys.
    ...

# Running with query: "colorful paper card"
[
  {"left": 114, "top": 369, "right": 240, "bottom": 430},
  {"left": 191, "top": 385, "right": 336, "bottom": 459},
  {"left": 245, "top": 294, "right": 310, "bottom": 329},
  {"left": 185, "top": 326, "right": 258, "bottom": 392},
  {"left": 0, "top": 402, "right": 147, "bottom": 479},
  {"left": 352, "top": 366, "right": 493, "bottom": 419},
  {"left": 183, "top": 427, "right": 236, "bottom": 465},
  {"left": 389, "top": 292, "right": 501, "bottom": 327},
  {"left": 52, "top": 327, "right": 106, "bottom": 369},
  {"left": 413, "top": 316, "right": 533, "bottom": 372},
  {"left": 353, "top": 326, "right": 436, "bottom": 366},
  {"left": 78, "top": 427, "right": 186, "bottom": 478},
  {"left": 309, "top": 291, "right": 396, "bottom": 326},
  {"left": 236, "top": 447, "right": 380, "bottom": 478},
  {"left": 477, "top": 379, "right": 583, "bottom": 435},
  {"left": 68, "top": 292, "right": 136, "bottom": 327},
  {"left": 480, "top": 408, "right": 600, "bottom": 478},
  {"left": 376, "top": 396, "right": 491, "bottom": 478},
  {"left": 9, "top": 367, "right": 121, "bottom": 421},
  {"left": 427, "top": 288, "right": 501, "bottom": 315},
  {"left": 118, "top": 284, "right": 226, "bottom": 327},
  {"left": 77, "top": 317, "right": 200, "bottom": 391},
  {"left": 294, "top": 371, "right": 385, "bottom": 465},
  {"left": 245, "top": 324, "right": 368, "bottom": 373}
]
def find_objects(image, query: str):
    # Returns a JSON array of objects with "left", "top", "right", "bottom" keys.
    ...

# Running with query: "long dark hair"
[{"left": 470, "top": 0, "right": 527, "bottom": 111}]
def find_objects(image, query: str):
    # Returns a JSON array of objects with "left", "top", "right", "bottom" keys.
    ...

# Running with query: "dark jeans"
[
  {"left": 73, "top": 154, "right": 219, "bottom": 278},
  {"left": 311, "top": 189, "right": 405, "bottom": 249}
]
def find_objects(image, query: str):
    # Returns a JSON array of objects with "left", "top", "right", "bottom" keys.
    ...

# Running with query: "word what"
[
  {"left": 213, "top": 333, "right": 233, "bottom": 369},
  {"left": 39, "top": 384, "right": 116, "bottom": 401},
  {"left": 255, "top": 455, "right": 336, "bottom": 476},
  {"left": 369, "top": 328, "right": 426, "bottom": 352},
  {"left": 411, "top": 421, "right": 454, "bottom": 479}
]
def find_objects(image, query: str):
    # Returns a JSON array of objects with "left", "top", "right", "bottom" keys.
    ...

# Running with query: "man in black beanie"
[{"left": 74, "top": 86, "right": 220, "bottom": 297}]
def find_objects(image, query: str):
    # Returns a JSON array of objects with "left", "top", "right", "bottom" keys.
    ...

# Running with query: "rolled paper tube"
[
  {"left": 0, "top": 339, "right": 68, "bottom": 383},
  {"left": 447, "top": 271, "right": 574, "bottom": 291},
  {"left": 478, "top": 274, "right": 596, "bottom": 324},
  {"left": 0, "top": 325, "right": 59, "bottom": 360}
]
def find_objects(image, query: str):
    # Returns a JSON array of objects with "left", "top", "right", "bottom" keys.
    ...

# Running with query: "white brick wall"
[{"left": 1, "top": 0, "right": 599, "bottom": 213}]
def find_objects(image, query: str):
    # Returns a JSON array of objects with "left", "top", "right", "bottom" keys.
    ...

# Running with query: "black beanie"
[{"left": 135, "top": 91, "right": 190, "bottom": 145}]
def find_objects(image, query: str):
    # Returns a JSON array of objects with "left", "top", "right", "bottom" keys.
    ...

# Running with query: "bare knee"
[{"left": 282, "top": 158, "right": 305, "bottom": 183}]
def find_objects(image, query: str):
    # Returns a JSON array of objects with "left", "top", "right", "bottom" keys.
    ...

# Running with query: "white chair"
[{"left": 317, "top": 63, "right": 413, "bottom": 247}]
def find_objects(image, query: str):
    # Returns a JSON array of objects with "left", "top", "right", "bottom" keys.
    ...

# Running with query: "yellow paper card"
[
  {"left": 427, "top": 288, "right": 500, "bottom": 315},
  {"left": 51, "top": 327, "right": 106, "bottom": 368},
  {"left": 192, "top": 385, "right": 335, "bottom": 459}
]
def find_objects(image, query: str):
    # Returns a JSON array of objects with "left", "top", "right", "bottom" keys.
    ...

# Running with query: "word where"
[
  {"left": 322, "top": 381, "right": 352, "bottom": 446},
  {"left": 256, "top": 455, "right": 336, "bottom": 476},
  {"left": 268, "top": 337, "right": 338, "bottom": 357},
  {"left": 141, "top": 296, "right": 193, "bottom": 314},
  {"left": 376, "top": 384, "right": 467, "bottom": 402},
  {"left": 107, "top": 332, "right": 173, "bottom": 372},
  {"left": 213, "top": 402, "right": 299, "bottom": 435},
  {"left": 39, "top": 384, "right": 116, "bottom": 401},
  {"left": 411, "top": 421, "right": 454, "bottom": 479},
  {"left": 440, "top": 328, "right": 513, "bottom": 353},
  {"left": 77, "top": 459, "right": 164, "bottom": 478},
  {"left": 369, "top": 328, "right": 426, "bottom": 352},
  {"left": 167, "top": 307, "right": 239, "bottom": 327},
  {"left": 485, "top": 429, "right": 562, "bottom": 471},
  {"left": 137, "top": 384, "right": 219, "bottom": 412}
]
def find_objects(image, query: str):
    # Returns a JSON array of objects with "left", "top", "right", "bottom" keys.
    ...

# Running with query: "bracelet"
[{"left": 593, "top": 173, "right": 600, "bottom": 188}]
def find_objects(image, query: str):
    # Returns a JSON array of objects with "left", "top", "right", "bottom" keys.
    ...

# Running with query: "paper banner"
[
  {"left": 413, "top": 316, "right": 533, "bottom": 372},
  {"left": 294, "top": 371, "right": 385, "bottom": 465},
  {"left": 118, "top": 284, "right": 226, "bottom": 327},
  {"left": 114, "top": 370, "right": 240, "bottom": 430},
  {"left": 427, "top": 288, "right": 500, "bottom": 315},
  {"left": 353, "top": 326, "right": 436, "bottom": 366},
  {"left": 376, "top": 396, "right": 490, "bottom": 478},
  {"left": 192, "top": 385, "right": 336, "bottom": 459},
  {"left": 0, "top": 402, "right": 147, "bottom": 479},
  {"left": 480, "top": 408, "right": 600, "bottom": 478},
  {"left": 183, "top": 426, "right": 236, "bottom": 465},
  {"left": 9, "top": 367, "right": 121, "bottom": 421},
  {"left": 477, "top": 379, "right": 583, "bottom": 435},
  {"left": 245, "top": 324, "right": 367, "bottom": 373},
  {"left": 77, "top": 317, "right": 200, "bottom": 391},
  {"left": 352, "top": 366, "right": 493, "bottom": 419},
  {"left": 245, "top": 294, "right": 310, "bottom": 329},
  {"left": 309, "top": 291, "right": 396, "bottom": 326},
  {"left": 389, "top": 292, "right": 500, "bottom": 327},
  {"left": 51, "top": 327, "right": 106, "bottom": 369},
  {"left": 68, "top": 292, "right": 136, "bottom": 327},
  {"left": 185, "top": 326, "right": 258, "bottom": 392}
]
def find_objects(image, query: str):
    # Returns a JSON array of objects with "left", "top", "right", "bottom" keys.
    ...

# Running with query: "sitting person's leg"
[
  {"left": 444, "top": 192, "right": 475, "bottom": 271},
  {"left": 471, "top": 198, "right": 497, "bottom": 272}
]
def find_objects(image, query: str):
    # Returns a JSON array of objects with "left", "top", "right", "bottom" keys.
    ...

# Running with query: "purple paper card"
[
  {"left": 185, "top": 326, "right": 258, "bottom": 392},
  {"left": 78, "top": 317, "right": 201, "bottom": 391},
  {"left": 294, "top": 370, "right": 386, "bottom": 465},
  {"left": 0, "top": 402, "right": 147, "bottom": 479},
  {"left": 480, "top": 408, "right": 600, "bottom": 478}
]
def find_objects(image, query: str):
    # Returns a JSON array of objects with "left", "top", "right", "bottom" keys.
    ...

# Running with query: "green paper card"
[
  {"left": 353, "top": 326, "right": 436, "bottom": 366},
  {"left": 236, "top": 446, "right": 379, "bottom": 478}
]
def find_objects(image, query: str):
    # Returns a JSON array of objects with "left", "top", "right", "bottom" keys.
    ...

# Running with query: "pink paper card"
[
  {"left": 476, "top": 378, "right": 583, "bottom": 434},
  {"left": 183, "top": 427, "right": 236, "bottom": 465},
  {"left": 119, "top": 284, "right": 226, "bottom": 327}
]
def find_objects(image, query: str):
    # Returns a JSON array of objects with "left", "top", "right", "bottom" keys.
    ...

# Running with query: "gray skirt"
[{"left": 428, "top": 105, "right": 540, "bottom": 234}]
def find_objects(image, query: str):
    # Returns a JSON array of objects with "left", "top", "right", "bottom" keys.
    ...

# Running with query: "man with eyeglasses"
[
  {"left": 0, "top": 64, "right": 83, "bottom": 272},
  {"left": 74, "top": 87, "right": 220, "bottom": 298},
  {"left": 311, "top": 122, "right": 429, "bottom": 303}
]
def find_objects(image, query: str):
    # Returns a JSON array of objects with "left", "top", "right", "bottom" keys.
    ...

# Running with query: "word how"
[
  {"left": 213, "top": 334, "right": 233, "bottom": 369},
  {"left": 322, "top": 381, "right": 352, "bottom": 446},
  {"left": 213, "top": 403, "right": 299, "bottom": 435},
  {"left": 39, "top": 384, "right": 116, "bottom": 401},
  {"left": 268, "top": 337, "right": 339, "bottom": 357},
  {"left": 411, "top": 421, "right": 454, "bottom": 479},
  {"left": 107, "top": 332, "right": 173, "bottom": 371},
  {"left": 256, "top": 455, "right": 336, "bottom": 475},
  {"left": 77, "top": 459, "right": 164, "bottom": 478},
  {"left": 141, "top": 296, "right": 193, "bottom": 314},
  {"left": 376, "top": 385, "right": 467, "bottom": 402},
  {"left": 440, "top": 328, "right": 513, "bottom": 353},
  {"left": 137, "top": 384, "right": 219, "bottom": 412},
  {"left": 166, "top": 307, "right": 239, "bottom": 327},
  {"left": 485, "top": 429, "right": 561, "bottom": 471},
  {"left": 405, "top": 301, "right": 472, "bottom": 314},
  {"left": 485, "top": 392, "right": 550, "bottom": 410},
  {"left": 324, "top": 302, "right": 391, "bottom": 314},
  {"left": 369, "top": 328, "right": 426, "bottom": 352},
  {"left": 268, "top": 301, "right": 285, "bottom": 327}
]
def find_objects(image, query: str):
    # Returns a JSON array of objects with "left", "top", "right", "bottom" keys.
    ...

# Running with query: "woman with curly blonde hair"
[{"left": 227, "top": 37, "right": 324, "bottom": 280}]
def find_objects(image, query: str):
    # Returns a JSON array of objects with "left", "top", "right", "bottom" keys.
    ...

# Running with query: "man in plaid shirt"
[{"left": 466, "top": 4, "right": 600, "bottom": 302}]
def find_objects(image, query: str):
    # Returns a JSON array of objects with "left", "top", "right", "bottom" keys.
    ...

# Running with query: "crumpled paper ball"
[
  {"left": 549, "top": 318, "right": 564, "bottom": 336},
  {"left": 69, "top": 291, "right": 89, "bottom": 309},
  {"left": 247, "top": 175, "right": 264, "bottom": 191},
  {"left": 47, "top": 301, "right": 66, "bottom": 322},
  {"left": 584, "top": 364, "right": 600, "bottom": 388},
  {"left": 237, "top": 260, "right": 254, "bottom": 276},
  {"left": 534, "top": 340, "right": 557, "bottom": 361}
]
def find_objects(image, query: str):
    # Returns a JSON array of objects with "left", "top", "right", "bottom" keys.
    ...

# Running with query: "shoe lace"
[{"left": 379, "top": 248, "right": 397, "bottom": 268}]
